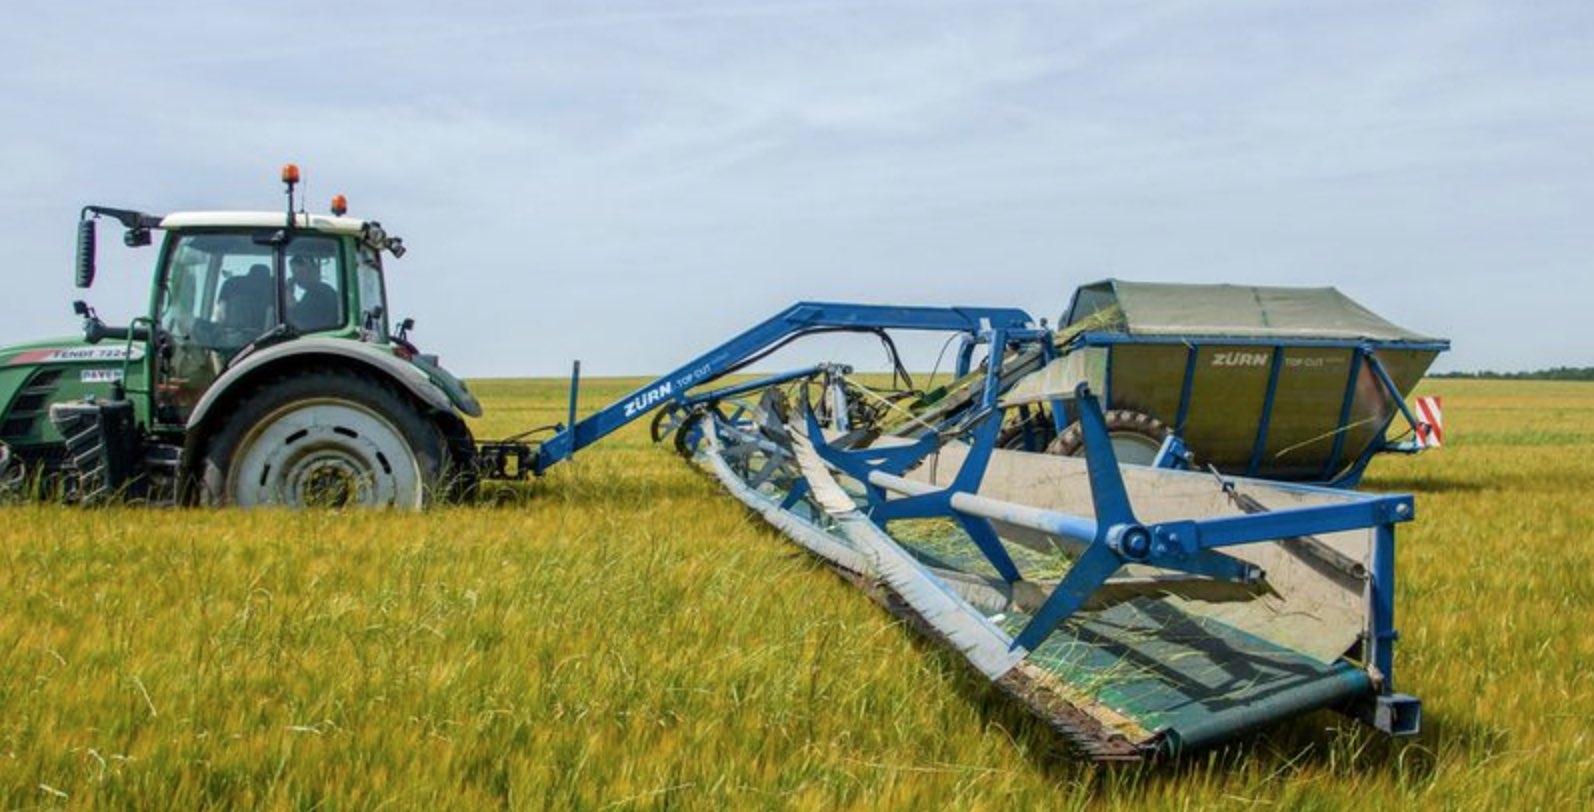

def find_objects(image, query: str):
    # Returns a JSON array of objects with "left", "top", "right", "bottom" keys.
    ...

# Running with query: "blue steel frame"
[
  {"left": 1065, "top": 332, "right": 1451, "bottom": 487},
  {"left": 520, "top": 298, "right": 1422, "bottom": 735},
  {"left": 799, "top": 374, "right": 1421, "bottom": 735},
  {"left": 532, "top": 302, "right": 1041, "bottom": 475}
]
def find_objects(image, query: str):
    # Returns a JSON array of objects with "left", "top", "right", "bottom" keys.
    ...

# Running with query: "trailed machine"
[
  {"left": 466, "top": 291, "right": 1440, "bottom": 756},
  {"left": 622, "top": 304, "right": 1440, "bottom": 758},
  {"left": 0, "top": 168, "right": 1449, "bottom": 759}
]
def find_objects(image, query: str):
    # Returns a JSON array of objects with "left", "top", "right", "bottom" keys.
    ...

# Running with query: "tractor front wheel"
[
  {"left": 199, "top": 371, "right": 448, "bottom": 508},
  {"left": 1044, "top": 410, "right": 1170, "bottom": 466}
]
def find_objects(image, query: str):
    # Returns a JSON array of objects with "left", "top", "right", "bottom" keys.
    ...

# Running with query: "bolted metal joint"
[
  {"left": 1151, "top": 523, "right": 1200, "bottom": 557},
  {"left": 1374, "top": 497, "right": 1416, "bottom": 524},
  {"left": 1107, "top": 524, "right": 1153, "bottom": 561}
]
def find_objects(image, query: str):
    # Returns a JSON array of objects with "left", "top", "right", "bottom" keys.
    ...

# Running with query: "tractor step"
[{"left": 49, "top": 399, "right": 143, "bottom": 503}]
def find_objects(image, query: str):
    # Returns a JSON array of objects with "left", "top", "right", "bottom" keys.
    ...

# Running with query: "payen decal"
[
  {"left": 623, "top": 381, "right": 674, "bottom": 418},
  {"left": 81, "top": 369, "right": 125, "bottom": 383}
]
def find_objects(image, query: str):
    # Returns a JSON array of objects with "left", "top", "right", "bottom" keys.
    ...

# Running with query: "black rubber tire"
[
  {"left": 997, "top": 409, "right": 1056, "bottom": 451},
  {"left": 650, "top": 403, "right": 685, "bottom": 444},
  {"left": 673, "top": 409, "right": 711, "bottom": 459},
  {"left": 1045, "top": 410, "right": 1171, "bottom": 466},
  {"left": 198, "top": 369, "right": 449, "bottom": 509},
  {"left": 436, "top": 414, "right": 481, "bottom": 503}
]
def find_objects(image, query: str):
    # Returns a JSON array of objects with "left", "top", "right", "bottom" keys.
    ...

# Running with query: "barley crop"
[{"left": 0, "top": 378, "right": 1589, "bottom": 809}]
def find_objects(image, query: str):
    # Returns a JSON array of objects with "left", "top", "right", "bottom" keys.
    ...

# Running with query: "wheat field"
[{"left": 0, "top": 378, "right": 1589, "bottom": 809}]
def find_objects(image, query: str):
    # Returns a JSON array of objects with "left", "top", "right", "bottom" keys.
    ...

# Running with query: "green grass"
[{"left": 1, "top": 378, "right": 1591, "bottom": 808}]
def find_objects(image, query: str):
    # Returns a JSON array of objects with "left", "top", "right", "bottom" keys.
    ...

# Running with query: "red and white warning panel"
[{"left": 1414, "top": 396, "right": 1444, "bottom": 448}]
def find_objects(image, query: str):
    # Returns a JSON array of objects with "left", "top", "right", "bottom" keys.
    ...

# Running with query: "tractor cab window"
[
  {"left": 159, "top": 234, "right": 280, "bottom": 351},
  {"left": 285, "top": 240, "right": 344, "bottom": 333},
  {"left": 151, "top": 232, "right": 344, "bottom": 424},
  {"left": 154, "top": 233, "right": 279, "bottom": 422},
  {"left": 356, "top": 244, "right": 388, "bottom": 338}
]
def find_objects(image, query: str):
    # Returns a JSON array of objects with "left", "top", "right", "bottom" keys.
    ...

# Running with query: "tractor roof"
[{"left": 159, "top": 211, "right": 368, "bottom": 235}]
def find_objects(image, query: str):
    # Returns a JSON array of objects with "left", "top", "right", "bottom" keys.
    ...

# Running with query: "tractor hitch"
[{"left": 475, "top": 442, "right": 536, "bottom": 480}]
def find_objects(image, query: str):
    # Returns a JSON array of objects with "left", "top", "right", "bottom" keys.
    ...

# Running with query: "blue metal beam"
[
  {"left": 1246, "top": 347, "right": 1285, "bottom": 477},
  {"left": 1148, "top": 496, "right": 1412, "bottom": 553},
  {"left": 1174, "top": 344, "right": 1198, "bottom": 437},
  {"left": 1322, "top": 348, "right": 1366, "bottom": 482},
  {"left": 1363, "top": 348, "right": 1428, "bottom": 443},
  {"left": 1369, "top": 522, "right": 1398, "bottom": 688},
  {"left": 534, "top": 301, "right": 1036, "bottom": 473},
  {"left": 680, "top": 364, "right": 839, "bottom": 408}
]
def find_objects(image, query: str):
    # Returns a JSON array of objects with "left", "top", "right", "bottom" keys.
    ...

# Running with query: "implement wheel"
[
  {"left": 199, "top": 370, "right": 448, "bottom": 508},
  {"left": 650, "top": 402, "right": 706, "bottom": 458},
  {"left": 652, "top": 398, "right": 763, "bottom": 459},
  {"left": 650, "top": 402, "right": 691, "bottom": 444},
  {"left": 1045, "top": 410, "right": 1170, "bottom": 466}
]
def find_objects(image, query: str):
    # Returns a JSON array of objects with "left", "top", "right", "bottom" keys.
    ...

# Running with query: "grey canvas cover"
[{"left": 1064, "top": 280, "right": 1444, "bottom": 343}]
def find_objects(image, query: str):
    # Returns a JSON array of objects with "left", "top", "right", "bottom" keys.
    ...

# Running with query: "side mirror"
[{"left": 75, "top": 219, "right": 96, "bottom": 288}]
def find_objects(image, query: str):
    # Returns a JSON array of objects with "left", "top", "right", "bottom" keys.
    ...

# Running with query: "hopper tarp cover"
[{"left": 1064, "top": 280, "right": 1442, "bottom": 343}]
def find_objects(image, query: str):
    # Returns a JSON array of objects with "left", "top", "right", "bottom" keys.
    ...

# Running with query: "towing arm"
[{"left": 522, "top": 301, "right": 1038, "bottom": 475}]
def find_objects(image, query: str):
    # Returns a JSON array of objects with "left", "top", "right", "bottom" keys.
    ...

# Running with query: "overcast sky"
[{"left": 2, "top": 1, "right": 1588, "bottom": 377}]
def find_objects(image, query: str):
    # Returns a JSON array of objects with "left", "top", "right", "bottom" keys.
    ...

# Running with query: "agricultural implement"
[
  {"left": 0, "top": 167, "right": 1447, "bottom": 759},
  {"left": 620, "top": 315, "right": 1432, "bottom": 759},
  {"left": 469, "top": 298, "right": 1439, "bottom": 759}
]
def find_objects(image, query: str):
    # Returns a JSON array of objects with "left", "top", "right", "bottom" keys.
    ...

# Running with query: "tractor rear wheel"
[
  {"left": 199, "top": 370, "right": 448, "bottom": 508},
  {"left": 1044, "top": 410, "right": 1170, "bottom": 466}
]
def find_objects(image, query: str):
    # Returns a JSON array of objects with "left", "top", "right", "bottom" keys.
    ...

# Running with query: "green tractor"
[{"left": 0, "top": 166, "right": 481, "bottom": 507}]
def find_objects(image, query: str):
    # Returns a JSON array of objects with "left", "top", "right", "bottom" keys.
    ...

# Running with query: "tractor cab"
[
  {"left": 73, "top": 167, "right": 407, "bottom": 427},
  {"left": 143, "top": 213, "right": 395, "bottom": 424}
]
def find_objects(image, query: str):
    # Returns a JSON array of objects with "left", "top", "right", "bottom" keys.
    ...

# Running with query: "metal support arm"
[{"left": 532, "top": 301, "right": 1036, "bottom": 474}]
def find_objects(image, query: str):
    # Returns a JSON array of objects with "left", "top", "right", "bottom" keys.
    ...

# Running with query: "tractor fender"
[{"left": 185, "top": 339, "right": 482, "bottom": 437}]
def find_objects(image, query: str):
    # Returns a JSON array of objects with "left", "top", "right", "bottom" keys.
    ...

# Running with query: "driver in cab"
[{"left": 288, "top": 254, "right": 339, "bottom": 332}]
